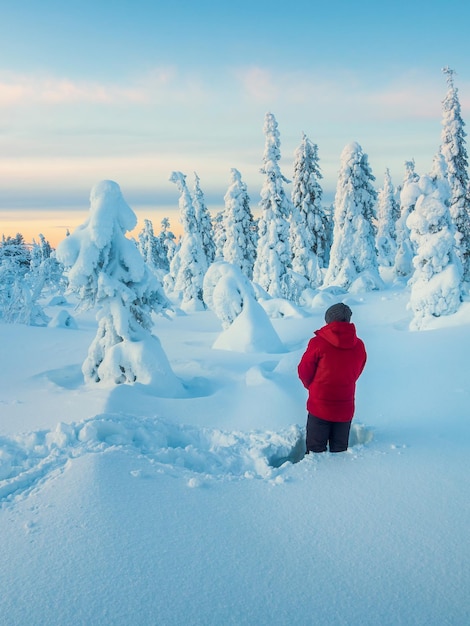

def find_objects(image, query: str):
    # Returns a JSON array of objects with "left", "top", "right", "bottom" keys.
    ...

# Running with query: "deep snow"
[{"left": 0, "top": 280, "right": 469, "bottom": 625}]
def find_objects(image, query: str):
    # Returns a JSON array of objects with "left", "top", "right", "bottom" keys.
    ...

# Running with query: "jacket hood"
[{"left": 315, "top": 321, "right": 359, "bottom": 349}]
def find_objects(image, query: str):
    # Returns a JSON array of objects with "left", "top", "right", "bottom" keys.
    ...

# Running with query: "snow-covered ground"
[{"left": 1, "top": 280, "right": 469, "bottom": 626}]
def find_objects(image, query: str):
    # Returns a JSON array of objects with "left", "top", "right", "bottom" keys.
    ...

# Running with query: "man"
[{"left": 298, "top": 303, "right": 367, "bottom": 453}]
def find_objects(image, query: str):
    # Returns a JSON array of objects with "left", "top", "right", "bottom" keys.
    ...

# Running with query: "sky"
[{"left": 1, "top": 0, "right": 470, "bottom": 245}]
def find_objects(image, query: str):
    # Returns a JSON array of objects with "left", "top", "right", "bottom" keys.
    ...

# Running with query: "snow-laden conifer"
[
  {"left": 159, "top": 217, "right": 177, "bottom": 266},
  {"left": 167, "top": 171, "right": 207, "bottom": 311},
  {"left": 324, "top": 142, "right": 382, "bottom": 291},
  {"left": 138, "top": 219, "right": 161, "bottom": 272},
  {"left": 213, "top": 210, "right": 226, "bottom": 259},
  {"left": 395, "top": 160, "right": 421, "bottom": 278},
  {"left": 193, "top": 173, "right": 216, "bottom": 265},
  {"left": 252, "top": 112, "right": 293, "bottom": 299},
  {"left": 0, "top": 233, "right": 50, "bottom": 325},
  {"left": 376, "top": 169, "right": 399, "bottom": 267},
  {"left": 222, "top": 168, "right": 257, "bottom": 280},
  {"left": 56, "top": 180, "right": 180, "bottom": 392},
  {"left": 441, "top": 67, "right": 470, "bottom": 281},
  {"left": 290, "top": 133, "right": 327, "bottom": 284},
  {"left": 138, "top": 218, "right": 173, "bottom": 274},
  {"left": 407, "top": 154, "right": 462, "bottom": 330},
  {"left": 203, "top": 261, "right": 283, "bottom": 353}
]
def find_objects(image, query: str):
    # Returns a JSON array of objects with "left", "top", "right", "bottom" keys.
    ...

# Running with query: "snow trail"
[{"left": 0, "top": 415, "right": 372, "bottom": 503}]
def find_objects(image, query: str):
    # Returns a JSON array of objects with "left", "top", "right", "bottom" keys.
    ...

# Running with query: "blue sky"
[{"left": 1, "top": 0, "right": 470, "bottom": 240}]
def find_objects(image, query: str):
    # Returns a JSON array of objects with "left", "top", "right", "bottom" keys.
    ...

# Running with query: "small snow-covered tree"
[
  {"left": 56, "top": 180, "right": 180, "bottom": 392},
  {"left": 167, "top": 171, "right": 208, "bottom": 311},
  {"left": 407, "top": 154, "right": 462, "bottom": 330},
  {"left": 138, "top": 219, "right": 171, "bottom": 274},
  {"left": 0, "top": 233, "right": 50, "bottom": 324},
  {"left": 213, "top": 209, "right": 226, "bottom": 259},
  {"left": 253, "top": 112, "right": 293, "bottom": 299},
  {"left": 222, "top": 168, "right": 257, "bottom": 280},
  {"left": 376, "top": 169, "right": 400, "bottom": 266},
  {"left": 290, "top": 133, "right": 324, "bottom": 290},
  {"left": 203, "top": 261, "right": 283, "bottom": 353},
  {"left": 395, "top": 160, "right": 421, "bottom": 278},
  {"left": 0, "top": 233, "right": 30, "bottom": 271},
  {"left": 30, "top": 234, "right": 52, "bottom": 269},
  {"left": 324, "top": 142, "right": 382, "bottom": 291},
  {"left": 159, "top": 217, "right": 177, "bottom": 266},
  {"left": 193, "top": 173, "right": 216, "bottom": 265},
  {"left": 441, "top": 67, "right": 470, "bottom": 281},
  {"left": 138, "top": 219, "right": 160, "bottom": 271}
]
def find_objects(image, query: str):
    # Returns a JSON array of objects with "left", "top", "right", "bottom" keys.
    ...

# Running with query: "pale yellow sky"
[{"left": 0, "top": 207, "right": 184, "bottom": 248}]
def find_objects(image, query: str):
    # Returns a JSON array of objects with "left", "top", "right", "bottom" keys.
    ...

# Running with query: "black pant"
[{"left": 306, "top": 414, "right": 351, "bottom": 453}]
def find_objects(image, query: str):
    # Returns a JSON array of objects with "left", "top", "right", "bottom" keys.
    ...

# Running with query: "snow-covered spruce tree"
[
  {"left": 293, "top": 132, "right": 329, "bottom": 267},
  {"left": 222, "top": 168, "right": 257, "bottom": 280},
  {"left": 167, "top": 171, "right": 208, "bottom": 311},
  {"left": 213, "top": 209, "right": 226, "bottom": 259},
  {"left": 252, "top": 112, "right": 293, "bottom": 299},
  {"left": 0, "top": 256, "right": 49, "bottom": 326},
  {"left": 0, "top": 233, "right": 49, "bottom": 325},
  {"left": 376, "top": 168, "right": 400, "bottom": 267},
  {"left": 441, "top": 67, "right": 470, "bottom": 281},
  {"left": 0, "top": 233, "right": 30, "bottom": 271},
  {"left": 56, "top": 180, "right": 181, "bottom": 391},
  {"left": 138, "top": 219, "right": 170, "bottom": 274},
  {"left": 159, "top": 217, "right": 177, "bottom": 266},
  {"left": 193, "top": 172, "right": 216, "bottom": 265},
  {"left": 407, "top": 153, "right": 462, "bottom": 330},
  {"left": 394, "top": 160, "right": 421, "bottom": 278},
  {"left": 290, "top": 132, "right": 325, "bottom": 289},
  {"left": 324, "top": 142, "right": 382, "bottom": 291},
  {"left": 30, "top": 234, "right": 52, "bottom": 269}
]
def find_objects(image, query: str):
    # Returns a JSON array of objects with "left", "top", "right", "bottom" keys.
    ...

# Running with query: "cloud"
[
  {"left": 0, "top": 67, "right": 214, "bottom": 108},
  {"left": 1, "top": 65, "right": 466, "bottom": 126},
  {"left": 232, "top": 65, "right": 470, "bottom": 123},
  {"left": 234, "top": 66, "right": 280, "bottom": 102},
  {"left": 0, "top": 72, "right": 146, "bottom": 106}
]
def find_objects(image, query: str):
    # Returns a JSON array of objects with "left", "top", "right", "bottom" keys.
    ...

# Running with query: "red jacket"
[{"left": 298, "top": 322, "right": 367, "bottom": 422}]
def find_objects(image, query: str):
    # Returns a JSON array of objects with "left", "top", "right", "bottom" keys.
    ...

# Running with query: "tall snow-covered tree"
[
  {"left": 324, "top": 142, "right": 382, "bottom": 291},
  {"left": 56, "top": 180, "right": 180, "bottom": 392},
  {"left": 222, "top": 168, "right": 257, "bottom": 280},
  {"left": 376, "top": 169, "right": 400, "bottom": 267},
  {"left": 167, "top": 171, "right": 208, "bottom": 311},
  {"left": 290, "top": 133, "right": 325, "bottom": 289},
  {"left": 394, "top": 160, "right": 421, "bottom": 278},
  {"left": 193, "top": 173, "right": 216, "bottom": 265},
  {"left": 407, "top": 153, "right": 462, "bottom": 330},
  {"left": 441, "top": 67, "right": 470, "bottom": 281},
  {"left": 252, "top": 112, "right": 293, "bottom": 299},
  {"left": 290, "top": 133, "right": 326, "bottom": 292}
]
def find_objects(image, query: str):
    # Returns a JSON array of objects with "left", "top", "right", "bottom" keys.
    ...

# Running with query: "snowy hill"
[{"left": 1, "top": 283, "right": 469, "bottom": 625}]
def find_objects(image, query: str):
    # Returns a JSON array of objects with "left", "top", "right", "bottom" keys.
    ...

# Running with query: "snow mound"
[
  {"left": 259, "top": 298, "right": 307, "bottom": 319},
  {"left": 48, "top": 309, "right": 78, "bottom": 329}
]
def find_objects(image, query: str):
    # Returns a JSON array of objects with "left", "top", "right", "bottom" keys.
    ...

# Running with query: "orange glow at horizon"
[{"left": 0, "top": 207, "right": 184, "bottom": 249}]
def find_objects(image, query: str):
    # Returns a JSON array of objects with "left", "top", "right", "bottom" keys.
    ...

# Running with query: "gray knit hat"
[{"left": 325, "top": 302, "right": 352, "bottom": 324}]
